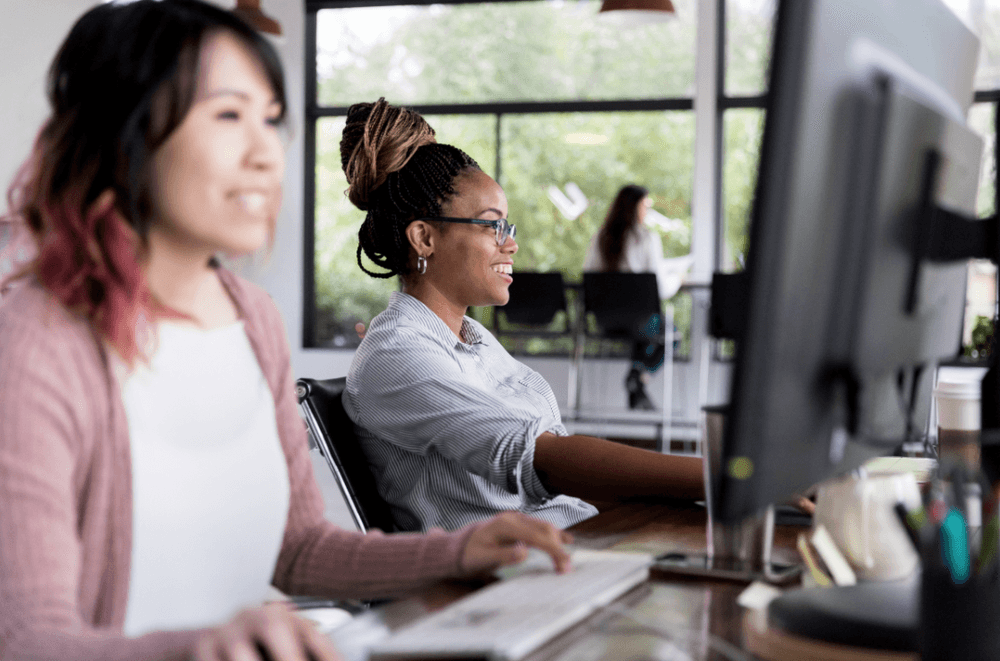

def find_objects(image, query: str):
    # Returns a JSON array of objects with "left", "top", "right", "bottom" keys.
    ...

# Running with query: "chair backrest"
[
  {"left": 582, "top": 272, "right": 661, "bottom": 336},
  {"left": 295, "top": 377, "right": 396, "bottom": 533},
  {"left": 497, "top": 271, "right": 568, "bottom": 326}
]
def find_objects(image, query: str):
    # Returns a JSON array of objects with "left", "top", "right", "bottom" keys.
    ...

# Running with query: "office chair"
[
  {"left": 496, "top": 272, "right": 568, "bottom": 326},
  {"left": 582, "top": 272, "right": 662, "bottom": 339},
  {"left": 295, "top": 377, "right": 396, "bottom": 533},
  {"left": 576, "top": 272, "right": 673, "bottom": 448}
]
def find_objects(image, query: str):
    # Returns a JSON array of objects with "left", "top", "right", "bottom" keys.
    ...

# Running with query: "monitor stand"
[
  {"left": 654, "top": 405, "right": 802, "bottom": 583},
  {"left": 653, "top": 504, "right": 802, "bottom": 583}
]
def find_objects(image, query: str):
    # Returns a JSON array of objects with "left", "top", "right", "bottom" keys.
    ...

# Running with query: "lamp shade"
[
  {"left": 598, "top": 0, "right": 676, "bottom": 24},
  {"left": 232, "top": 0, "right": 282, "bottom": 36}
]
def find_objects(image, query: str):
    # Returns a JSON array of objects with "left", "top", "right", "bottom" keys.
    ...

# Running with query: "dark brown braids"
[{"left": 340, "top": 98, "right": 480, "bottom": 278}]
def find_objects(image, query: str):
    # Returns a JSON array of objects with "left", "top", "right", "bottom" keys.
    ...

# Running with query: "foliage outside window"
[{"left": 311, "top": 0, "right": 730, "bottom": 354}]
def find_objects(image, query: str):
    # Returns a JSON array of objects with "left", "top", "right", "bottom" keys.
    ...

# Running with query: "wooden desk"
[{"left": 329, "top": 501, "right": 805, "bottom": 661}]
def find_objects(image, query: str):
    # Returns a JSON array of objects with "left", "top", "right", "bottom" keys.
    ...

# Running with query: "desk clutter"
[{"left": 746, "top": 458, "right": 1000, "bottom": 661}]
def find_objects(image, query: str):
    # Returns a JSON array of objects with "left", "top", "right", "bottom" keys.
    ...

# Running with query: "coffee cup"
[
  {"left": 813, "top": 470, "right": 922, "bottom": 581},
  {"left": 933, "top": 378, "right": 981, "bottom": 470}
]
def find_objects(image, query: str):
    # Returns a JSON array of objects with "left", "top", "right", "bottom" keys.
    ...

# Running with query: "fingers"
[
  {"left": 794, "top": 495, "right": 816, "bottom": 516},
  {"left": 296, "top": 613, "right": 344, "bottom": 661},
  {"left": 489, "top": 511, "right": 573, "bottom": 573},
  {"left": 192, "top": 604, "right": 343, "bottom": 661}
]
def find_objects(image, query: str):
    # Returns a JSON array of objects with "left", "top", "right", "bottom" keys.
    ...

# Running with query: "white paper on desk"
[
  {"left": 657, "top": 254, "right": 695, "bottom": 300},
  {"left": 737, "top": 581, "right": 783, "bottom": 611},
  {"left": 296, "top": 607, "right": 353, "bottom": 633}
]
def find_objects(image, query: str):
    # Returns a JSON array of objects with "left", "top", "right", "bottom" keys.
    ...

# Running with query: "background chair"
[
  {"left": 582, "top": 272, "right": 661, "bottom": 340},
  {"left": 295, "top": 377, "right": 396, "bottom": 533},
  {"left": 575, "top": 272, "right": 673, "bottom": 448},
  {"left": 494, "top": 272, "right": 578, "bottom": 407},
  {"left": 496, "top": 272, "right": 568, "bottom": 327}
]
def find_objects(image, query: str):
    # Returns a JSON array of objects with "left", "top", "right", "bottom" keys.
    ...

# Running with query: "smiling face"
[
  {"left": 426, "top": 168, "right": 517, "bottom": 308},
  {"left": 147, "top": 30, "right": 285, "bottom": 260}
]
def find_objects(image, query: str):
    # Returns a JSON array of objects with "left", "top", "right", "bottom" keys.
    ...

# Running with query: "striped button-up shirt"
[{"left": 343, "top": 292, "right": 598, "bottom": 532}]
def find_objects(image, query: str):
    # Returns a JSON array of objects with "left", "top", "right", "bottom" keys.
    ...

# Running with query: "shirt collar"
[{"left": 388, "top": 292, "right": 485, "bottom": 347}]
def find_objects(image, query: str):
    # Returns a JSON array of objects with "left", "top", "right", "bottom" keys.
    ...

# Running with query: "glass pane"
[
  {"left": 313, "top": 115, "right": 497, "bottom": 348},
  {"left": 721, "top": 108, "right": 765, "bottom": 272},
  {"left": 316, "top": 0, "right": 696, "bottom": 107},
  {"left": 498, "top": 111, "right": 694, "bottom": 281},
  {"left": 942, "top": 0, "right": 1000, "bottom": 90},
  {"left": 963, "top": 260, "right": 997, "bottom": 360},
  {"left": 968, "top": 102, "right": 996, "bottom": 218},
  {"left": 725, "top": 0, "right": 776, "bottom": 97},
  {"left": 981, "top": 4, "right": 1000, "bottom": 90},
  {"left": 962, "top": 102, "right": 997, "bottom": 360}
]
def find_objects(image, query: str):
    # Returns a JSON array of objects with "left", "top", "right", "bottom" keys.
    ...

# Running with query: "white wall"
[
  {"left": 0, "top": 0, "right": 342, "bottom": 374},
  {"left": 0, "top": 0, "right": 97, "bottom": 197}
]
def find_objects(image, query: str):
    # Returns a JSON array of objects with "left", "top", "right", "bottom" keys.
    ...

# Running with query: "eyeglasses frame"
[{"left": 415, "top": 216, "right": 516, "bottom": 246}]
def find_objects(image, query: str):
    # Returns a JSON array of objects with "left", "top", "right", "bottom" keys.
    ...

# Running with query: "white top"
[
  {"left": 117, "top": 321, "right": 290, "bottom": 635},
  {"left": 583, "top": 225, "right": 662, "bottom": 274},
  {"left": 583, "top": 226, "right": 692, "bottom": 299}
]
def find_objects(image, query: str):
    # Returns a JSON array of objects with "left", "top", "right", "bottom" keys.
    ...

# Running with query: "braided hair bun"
[
  {"left": 340, "top": 98, "right": 480, "bottom": 278},
  {"left": 340, "top": 98, "right": 436, "bottom": 210}
]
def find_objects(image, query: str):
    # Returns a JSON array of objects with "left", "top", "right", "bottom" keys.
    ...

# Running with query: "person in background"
[
  {"left": 583, "top": 184, "right": 671, "bottom": 410},
  {"left": 339, "top": 99, "right": 705, "bottom": 534},
  {"left": 0, "top": 4, "right": 572, "bottom": 660}
]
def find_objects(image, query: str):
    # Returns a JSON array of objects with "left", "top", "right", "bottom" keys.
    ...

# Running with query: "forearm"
[
  {"left": 0, "top": 626, "right": 201, "bottom": 661},
  {"left": 274, "top": 522, "right": 481, "bottom": 600},
  {"left": 532, "top": 432, "right": 704, "bottom": 502}
]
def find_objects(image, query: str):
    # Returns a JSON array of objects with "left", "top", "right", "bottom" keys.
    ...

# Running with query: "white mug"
[{"left": 813, "top": 470, "right": 922, "bottom": 581}]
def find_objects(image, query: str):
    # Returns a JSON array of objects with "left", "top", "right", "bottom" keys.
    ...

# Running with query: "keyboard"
[{"left": 368, "top": 548, "right": 651, "bottom": 661}]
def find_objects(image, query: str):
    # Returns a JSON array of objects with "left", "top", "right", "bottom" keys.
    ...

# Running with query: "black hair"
[
  {"left": 37, "top": 0, "right": 287, "bottom": 241},
  {"left": 598, "top": 184, "right": 649, "bottom": 271}
]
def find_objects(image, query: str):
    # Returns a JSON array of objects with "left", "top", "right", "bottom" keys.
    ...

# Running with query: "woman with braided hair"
[{"left": 340, "top": 99, "right": 705, "bottom": 533}]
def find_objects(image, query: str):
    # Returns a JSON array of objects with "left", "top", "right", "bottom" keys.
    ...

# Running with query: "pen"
[{"left": 940, "top": 507, "right": 971, "bottom": 584}]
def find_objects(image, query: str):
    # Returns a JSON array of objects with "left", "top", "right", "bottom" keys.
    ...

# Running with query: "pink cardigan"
[{"left": 0, "top": 269, "right": 477, "bottom": 661}]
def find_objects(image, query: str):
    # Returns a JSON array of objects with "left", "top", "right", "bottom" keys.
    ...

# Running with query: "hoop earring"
[{"left": 417, "top": 255, "right": 428, "bottom": 275}]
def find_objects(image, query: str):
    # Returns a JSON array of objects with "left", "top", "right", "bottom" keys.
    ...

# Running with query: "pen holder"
[{"left": 920, "top": 537, "right": 1000, "bottom": 661}]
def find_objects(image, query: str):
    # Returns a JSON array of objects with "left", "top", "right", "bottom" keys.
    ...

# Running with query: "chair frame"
[{"left": 295, "top": 377, "right": 395, "bottom": 533}]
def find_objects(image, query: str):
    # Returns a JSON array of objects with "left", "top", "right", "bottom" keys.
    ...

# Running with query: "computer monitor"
[{"left": 717, "top": 0, "right": 982, "bottom": 525}]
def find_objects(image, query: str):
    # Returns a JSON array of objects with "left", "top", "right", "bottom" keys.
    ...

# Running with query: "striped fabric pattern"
[{"left": 343, "top": 292, "right": 598, "bottom": 532}]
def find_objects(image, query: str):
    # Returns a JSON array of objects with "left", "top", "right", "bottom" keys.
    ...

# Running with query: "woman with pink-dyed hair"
[{"left": 0, "top": 2, "right": 570, "bottom": 660}]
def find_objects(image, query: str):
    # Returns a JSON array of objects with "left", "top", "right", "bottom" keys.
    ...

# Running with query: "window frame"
[{"left": 303, "top": 0, "right": 701, "bottom": 351}]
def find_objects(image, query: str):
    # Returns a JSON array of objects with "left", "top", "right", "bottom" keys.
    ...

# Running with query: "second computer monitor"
[{"left": 717, "top": 0, "right": 982, "bottom": 523}]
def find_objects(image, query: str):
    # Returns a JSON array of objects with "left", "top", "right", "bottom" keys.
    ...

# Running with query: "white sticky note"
[
  {"left": 811, "top": 524, "right": 857, "bottom": 586},
  {"left": 737, "top": 581, "right": 784, "bottom": 610}
]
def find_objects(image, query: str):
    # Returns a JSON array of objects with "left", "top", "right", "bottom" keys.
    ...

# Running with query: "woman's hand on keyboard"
[
  {"left": 192, "top": 602, "right": 343, "bottom": 661},
  {"left": 461, "top": 511, "right": 573, "bottom": 575}
]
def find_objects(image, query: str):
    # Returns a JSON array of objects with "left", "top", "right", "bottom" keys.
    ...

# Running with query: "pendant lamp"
[
  {"left": 232, "top": 0, "right": 282, "bottom": 36},
  {"left": 598, "top": 0, "right": 676, "bottom": 24}
]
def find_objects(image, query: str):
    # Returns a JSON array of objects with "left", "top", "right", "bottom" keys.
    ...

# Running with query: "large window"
[
  {"left": 306, "top": 0, "right": 706, "bottom": 350},
  {"left": 306, "top": 0, "right": 1000, "bottom": 360},
  {"left": 719, "top": 0, "right": 773, "bottom": 273}
]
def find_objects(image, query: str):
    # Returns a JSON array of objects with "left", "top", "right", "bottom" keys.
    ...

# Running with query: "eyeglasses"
[{"left": 416, "top": 216, "right": 517, "bottom": 246}]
